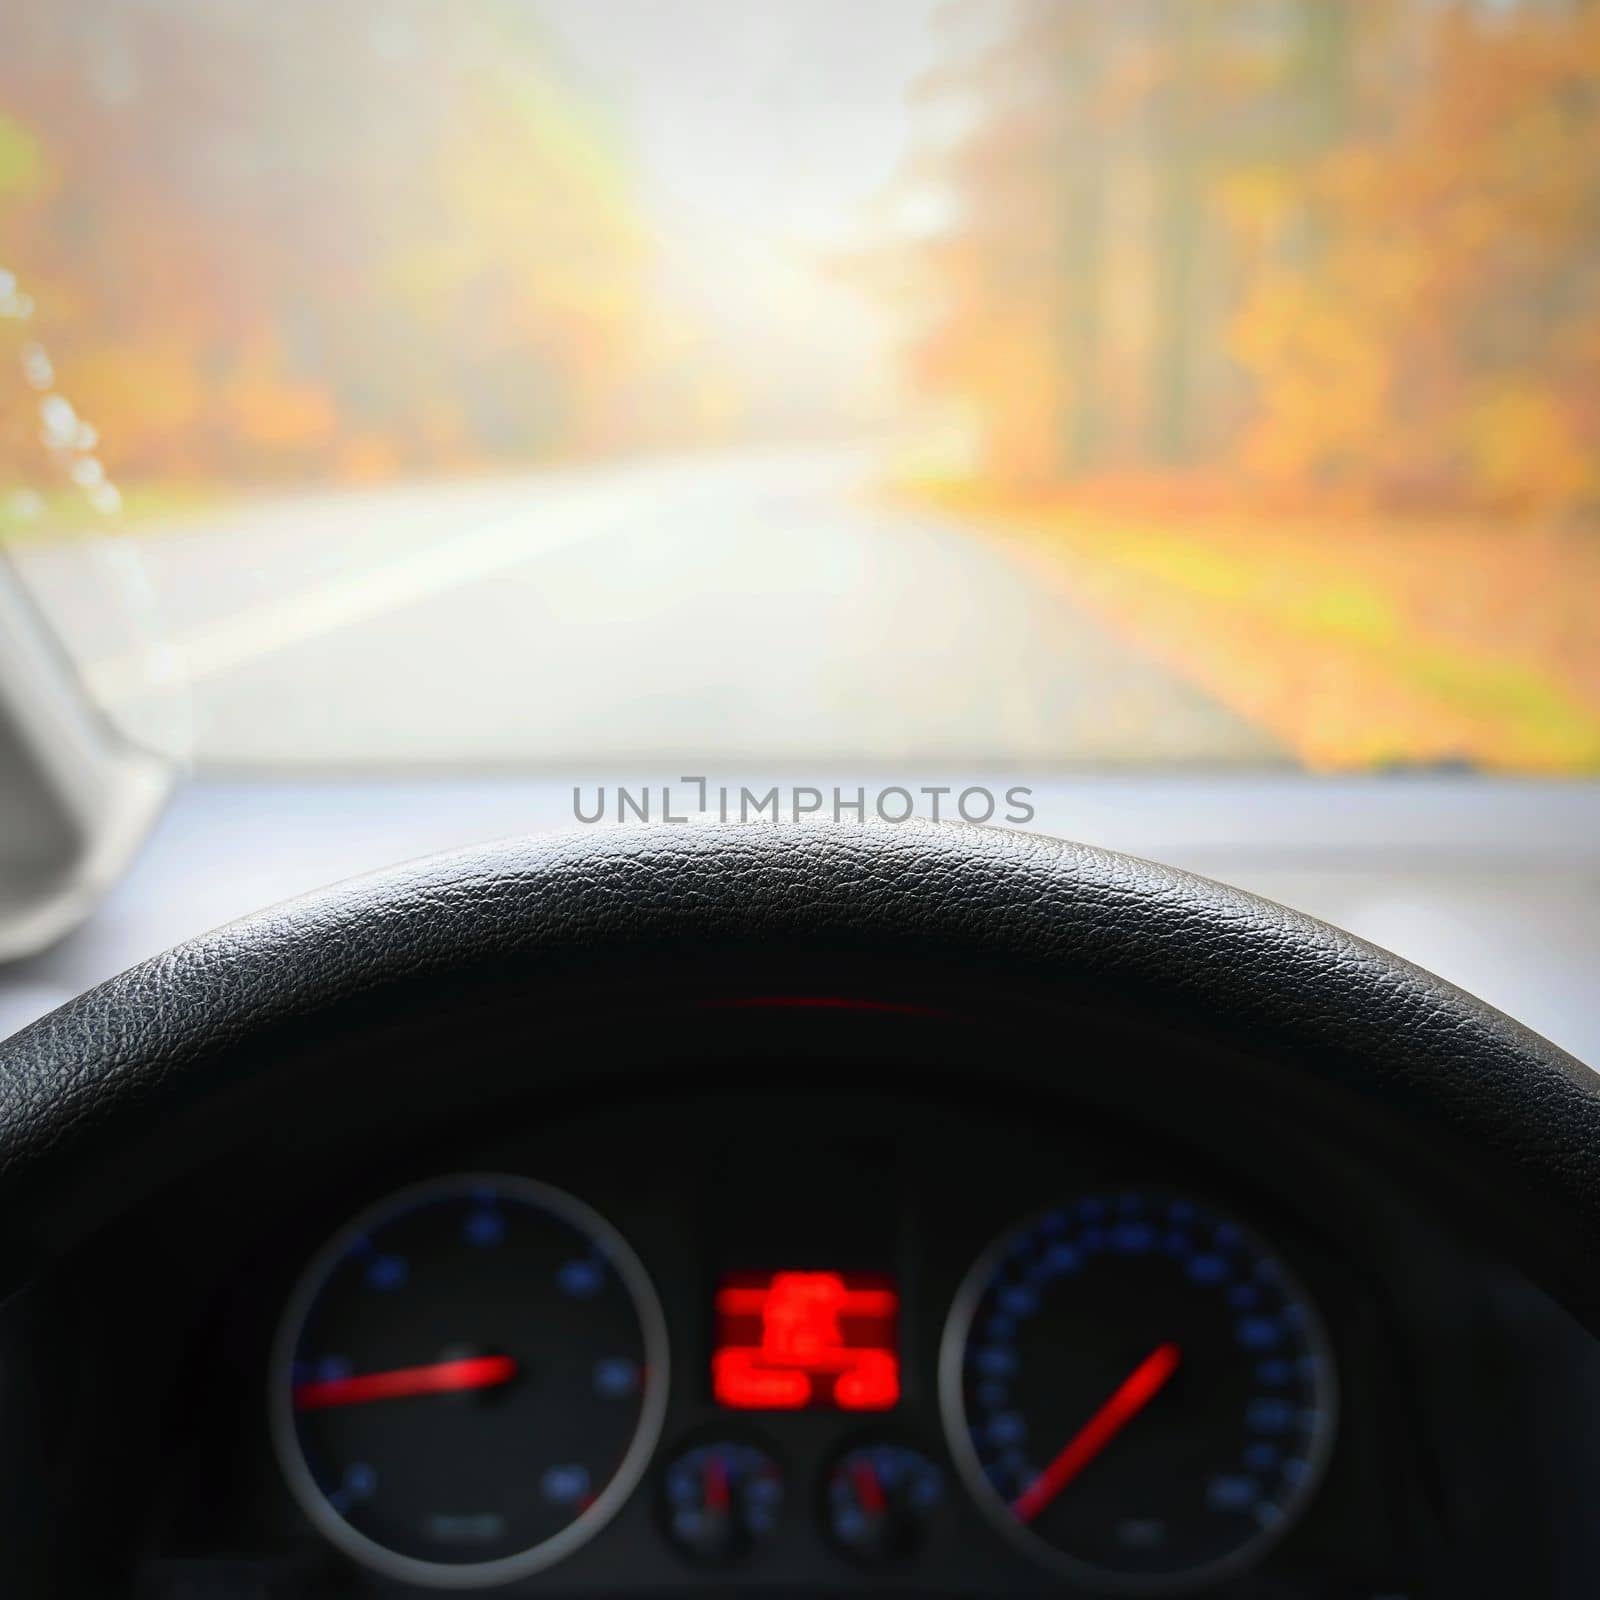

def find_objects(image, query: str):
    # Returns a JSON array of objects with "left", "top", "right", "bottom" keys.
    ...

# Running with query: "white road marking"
[{"left": 83, "top": 500, "right": 614, "bottom": 706}]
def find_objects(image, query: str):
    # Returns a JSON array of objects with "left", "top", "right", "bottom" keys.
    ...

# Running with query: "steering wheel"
[
  {"left": 3, "top": 820, "right": 1599, "bottom": 1593},
  {"left": 3, "top": 820, "right": 1596, "bottom": 1331}
]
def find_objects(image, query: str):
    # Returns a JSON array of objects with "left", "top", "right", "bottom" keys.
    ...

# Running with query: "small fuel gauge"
[
  {"left": 661, "top": 1441, "right": 784, "bottom": 1565},
  {"left": 825, "top": 1444, "right": 945, "bottom": 1565}
]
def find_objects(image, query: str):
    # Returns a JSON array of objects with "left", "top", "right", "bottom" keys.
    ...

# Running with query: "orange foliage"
[
  {"left": 1232, "top": 5, "right": 1600, "bottom": 517},
  {"left": 1, "top": 0, "right": 649, "bottom": 491},
  {"left": 889, "top": 0, "right": 1600, "bottom": 521}
]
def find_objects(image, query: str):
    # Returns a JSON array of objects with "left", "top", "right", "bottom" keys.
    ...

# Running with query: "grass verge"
[{"left": 909, "top": 482, "right": 1600, "bottom": 774}]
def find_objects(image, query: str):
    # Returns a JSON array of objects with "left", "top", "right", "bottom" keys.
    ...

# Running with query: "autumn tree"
[
  {"left": 1231, "top": 0, "right": 1600, "bottom": 517},
  {"left": 1, "top": 0, "right": 648, "bottom": 488},
  {"left": 884, "top": 0, "right": 1598, "bottom": 518}
]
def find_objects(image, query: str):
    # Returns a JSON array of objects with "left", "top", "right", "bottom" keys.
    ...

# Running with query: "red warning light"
[{"left": 713, "top": 1271, "right": 900, "bottom": 1411}]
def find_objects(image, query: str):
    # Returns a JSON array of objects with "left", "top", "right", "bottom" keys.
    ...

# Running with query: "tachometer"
[
  {"left": 271, "top": 1175, "right": 668, "bottom": 1589},
  {"left": 940, "top": 1191, "right": 1335, "bottom": 1594}
]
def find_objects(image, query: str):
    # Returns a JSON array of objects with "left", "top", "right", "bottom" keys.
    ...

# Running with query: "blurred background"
[
  {"left": 0, "top": 1, "right": 1596, "bottom": 1056},
  {"left": 3, "top": 0, "right": 1596, "bottom": 770}
]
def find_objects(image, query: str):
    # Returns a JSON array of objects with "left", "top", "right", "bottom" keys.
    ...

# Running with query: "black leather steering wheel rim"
[{"left": 2, "top": 820, "right": 1596, "bottom": 1321}]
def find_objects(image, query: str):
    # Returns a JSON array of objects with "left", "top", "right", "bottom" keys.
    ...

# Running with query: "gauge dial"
[
  {"left": 825, "top": 1443, "right": 945, "bottom": 1564},
  {"left": 271, "top": 1175, "right": 668, "bottom": 1590},
  {"left": 660, "top": 1440, "right": 784, "bottom": 1564},
  {"left": 941, "top": 1192, "right": 1335, "bottom": 1594}
]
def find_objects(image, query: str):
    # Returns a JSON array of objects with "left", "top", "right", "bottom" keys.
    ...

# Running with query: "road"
[{"left": 12, "top": 448, "right": 1283, "bottom": 768}]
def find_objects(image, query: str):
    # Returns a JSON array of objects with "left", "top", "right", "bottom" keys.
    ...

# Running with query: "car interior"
[
  {"left": 3, "top": 4, "right": 1599, "bottom": 1598},
  {"left": 4, "top": 824, "right": 1600, "bottom": 1600}
]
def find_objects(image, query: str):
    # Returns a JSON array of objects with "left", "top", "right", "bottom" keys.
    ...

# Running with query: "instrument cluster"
[{"left": 236, "top": 1089, "right": 1391, "bottom": 1596}]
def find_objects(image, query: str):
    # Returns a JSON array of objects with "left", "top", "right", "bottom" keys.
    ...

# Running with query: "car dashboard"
[{"left": 11, "top": 1008, "right": 1598, "bottom": 1600}]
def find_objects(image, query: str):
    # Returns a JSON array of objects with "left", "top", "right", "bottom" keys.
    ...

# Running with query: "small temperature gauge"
[
  {"left": 661, "top": 1441, "right": 783, "bottom": 1565},
  {"left": 825, "top": 1444, "right": 945, "bottom": 1564}
]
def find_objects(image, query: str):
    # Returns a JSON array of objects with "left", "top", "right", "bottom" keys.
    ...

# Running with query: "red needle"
[
  {"left": 1010, "top": 1342, "right": 1182, "bottom": 1525},
  {"left": 704, "top": 1454, "right": 731, "bottom": 1514},
  {"left": 851, "top": 1457, "right": 888, "bottom": 1518},
  {"left": 293, "top": 1354, "right": 517, "bottom": 1412}
]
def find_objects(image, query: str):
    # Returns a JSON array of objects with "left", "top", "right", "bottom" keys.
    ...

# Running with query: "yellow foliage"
[
  {"left": 908, "top": 481, "right": 1600, "bottom": 773},
  {"left": 1466, "top": 384, "right": 1597, "bottom": 518},
  {"left": 0, "top": 109, "right": 44, "bottom": 197},
  {"left": 1229, "top": 3, "right": 1600, "bottom": 517},
  {"left": 0, "top": 2, "right": 651, "bottom": 488},
  {"left": 894, "top": 1, "right": 1600, "bottom": 521}
]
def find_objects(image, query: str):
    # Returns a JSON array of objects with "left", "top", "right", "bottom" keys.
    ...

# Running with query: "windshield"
[{"left": 2, "top": 0, "right": 1596, "bottom": 773}]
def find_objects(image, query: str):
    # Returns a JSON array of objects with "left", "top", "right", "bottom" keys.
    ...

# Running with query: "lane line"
[{"left": 83, "top": 496, "right": 626, "bottom": 706}]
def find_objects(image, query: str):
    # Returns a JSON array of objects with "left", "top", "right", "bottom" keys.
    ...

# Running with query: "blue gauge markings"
[{"left": 943, "top": 1189, "right": 1337, "bottom": 1593}]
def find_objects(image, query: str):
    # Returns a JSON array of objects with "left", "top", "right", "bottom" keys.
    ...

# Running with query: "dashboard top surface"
[{"left": 4, "top": 775, "right": 1596, "bottom": 1068}]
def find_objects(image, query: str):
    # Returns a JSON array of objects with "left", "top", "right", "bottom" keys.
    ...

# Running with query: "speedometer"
[
  {"left": 270, "top": 1175, "right": 667, "bottom": 1589},
  {"left": 940, "top": 1191, "right": 1335, "bottom": 1594}
]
